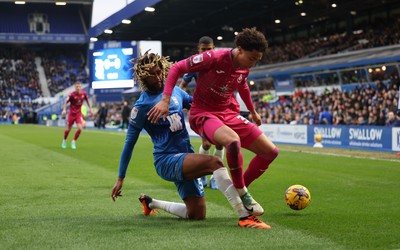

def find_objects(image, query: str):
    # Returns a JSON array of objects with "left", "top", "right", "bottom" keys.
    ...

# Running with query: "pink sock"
[
  {"left": 64, "top": 130, "right": 70, "bottom": 140},
  {"left": 226, "top": 141, "right": 245, "bottom": 189},
  {"left": 73, "top": 130, "right": 81, "bottom": 141},
  {"left": 244, "top": 147, "right": 279, "bottom": 187}
]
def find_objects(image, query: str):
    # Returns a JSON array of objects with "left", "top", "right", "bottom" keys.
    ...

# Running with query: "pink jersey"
[
  {"left": 67, "top": 90, "right": 88, "bottom": 116},
  {"left": 164, "top": 49, "right": 254, "bottom": 112}
]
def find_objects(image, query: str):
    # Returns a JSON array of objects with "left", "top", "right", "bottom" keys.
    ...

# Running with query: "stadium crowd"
[
  {"left": 0, "top": 100, "right": 41, "bottom": 123},
  {"left": 70, "top": 79, "right": 400, "bottom": 129},
  {"left": 264, "top": 17, "right": 400, "bottom": 64},
  {"left": 0, "top": 48, "right": 42, "bottom": 101},
  {"left": 1, "top": 16, "right": 400, "bottom": 126},
  {"left": 41, "top": 49, "right": 88, "bottom": 96},
  {"left": 252, "top": 80, "right": 400, "bottom": 126},
  {"left": 0, "top": 46, "right": 88, "bottom": 101}
]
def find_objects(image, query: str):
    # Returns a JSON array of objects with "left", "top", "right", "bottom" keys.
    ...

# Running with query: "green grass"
[{"left": 0, "top": 124, "right": 399, "bottom": 249}]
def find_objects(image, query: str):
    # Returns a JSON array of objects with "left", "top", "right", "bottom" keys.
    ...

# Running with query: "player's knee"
[
  {"left": 188, "top": 212, "right": 206, "bottom": 220},
  {"left": 187, "top": 206, "right": 206, "bottom": 220},
  {"left": 257, "top": 147, "right": 279, "bottom": 168},
  {"left": 202, "top": 141, "right": 211, "bottom": 151},
  {"left": 269, "top": 147, "right": 279, "bottom": 159},
  {"left": 226, "top": 140, "right": 241, "bottom": 156},
  {"left": 209, "top": 156, "right": 224, "bottom": 172}
]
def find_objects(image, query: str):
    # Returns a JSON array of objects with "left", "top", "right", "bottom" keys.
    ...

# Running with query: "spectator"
[
  {"left": 319, "top": 106, "right": 333, "bottom": 125},
  {"left": 120, "top": 101, "right": 131, "bottom": 130},
  {"left": 386, "top": 111, "right": 400, "bottom": 126},
  {"left": 97, "top": 102, "right": 108, "bottom": 129}
]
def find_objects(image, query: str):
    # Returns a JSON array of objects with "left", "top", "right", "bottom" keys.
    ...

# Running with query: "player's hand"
[
  {"left": 89, "top": 110, "right": 94, "bottom": 116},
  {"left": 250, "top": 111, "right": 262, "bottom": 126},
  {"left": 61, "top": 110, "right": 66, "bottom": 116},
  {"left": 179, "top": 84, "right": 186, "bottom": 91},
  {"left": 147, "top": 99, "right": 169, "bottom": 123},
  {"left": 111, "top": 178, "right": 124, "bottom": 201}
]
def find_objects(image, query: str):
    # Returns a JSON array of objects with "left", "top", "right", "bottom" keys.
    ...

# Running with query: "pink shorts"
[
  {"left": 189, "top": 108, "right": 262, "bottom": 149},
  {"left": 67, "top": 114, "right": 83, "bottom": 127}
]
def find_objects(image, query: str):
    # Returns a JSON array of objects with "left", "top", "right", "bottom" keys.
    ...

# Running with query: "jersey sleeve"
[
  {"left": 66, "top": 93, "right": 72, "bottom": 103},
  {"left": 117, "top": 104, "right": 147, "bottom": 178},
  {"left": 84, "top": 92, "right": 89, "bottom": 104},
  {"left": 164, "top": 51, "right": 215, "bottom": 96},
  {"left": 175, "top": 86, "right": 193, "bottom": 110},
  {"left": 237, "top": 76, "right": 255, "bottom": 112}
]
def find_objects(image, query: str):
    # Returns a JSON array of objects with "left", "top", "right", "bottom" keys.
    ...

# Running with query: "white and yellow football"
[{"left": 284, "top": 184, "right": 311, "bottom": 210}]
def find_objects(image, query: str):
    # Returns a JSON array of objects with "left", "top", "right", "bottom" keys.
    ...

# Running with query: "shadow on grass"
[
  {"left": 101, "top": 213, "right": 240, "bottom": 231},
  {"left": 273, "top": 212, "right": 311, "bottom": 218}
]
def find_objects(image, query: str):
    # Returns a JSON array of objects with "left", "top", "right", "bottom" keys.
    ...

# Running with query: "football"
[{"left": 285, "top": 184, "right": 311, "bottom": 210}]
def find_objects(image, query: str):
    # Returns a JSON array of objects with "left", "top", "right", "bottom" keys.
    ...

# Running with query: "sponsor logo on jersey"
[
  {"left": 192, "top": 54, "right": 203, "bottom": 64},
  {"left": 219, "top": 84, "right": 229, "bottom": 93},
  {"left": 216, "top": 70, "right": 225, "bottom": 74}
]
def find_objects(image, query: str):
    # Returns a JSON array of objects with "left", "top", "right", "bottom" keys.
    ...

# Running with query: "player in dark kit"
[{"left": 61, "top": 81, "right": 93, "bottom": 149}]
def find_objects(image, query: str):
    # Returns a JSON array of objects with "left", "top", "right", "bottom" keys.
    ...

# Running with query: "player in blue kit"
[{"left": 111, "top": 51, "right": 270, "bottom": 229}]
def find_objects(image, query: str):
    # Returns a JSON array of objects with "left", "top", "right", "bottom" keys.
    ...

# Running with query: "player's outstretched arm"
[
  {"left": 111, "top": 178, "right": 124, "bottom": 201},
  {"left": 147, "top": 94, "right": 170, "bottom": 123},
  {"left": 85, "top": 98, "right": 94, "bottom": 116},
  {"left": 61, "top": 98, "right": 69, "bottom": 116}
]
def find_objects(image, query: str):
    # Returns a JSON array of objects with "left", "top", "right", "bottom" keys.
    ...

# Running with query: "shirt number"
[{"left": 236, "top": 115, "right": 249, "bottom": 124}]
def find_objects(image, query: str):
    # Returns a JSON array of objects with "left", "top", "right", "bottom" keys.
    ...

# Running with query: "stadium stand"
[
  {"left": 41, "top": 47, "right": 88, "bottom": 96},
  {"left": 1, "top": 0, "right": 399, "bottom": 130}
]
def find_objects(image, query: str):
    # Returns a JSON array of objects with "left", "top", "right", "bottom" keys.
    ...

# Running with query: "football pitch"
[{"left": 0, "top": 124, "right": 399, "bottom": 249}]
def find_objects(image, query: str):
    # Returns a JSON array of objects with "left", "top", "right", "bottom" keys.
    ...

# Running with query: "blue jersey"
[
  {"left": 182, "top": 72, "right": 198, "bottom": 83},
  {"left": 319, "top": 110, "right": 333, "bottom": 125},
  {"left": 118, "top": 87, "right": 193, "bottom": 178}
]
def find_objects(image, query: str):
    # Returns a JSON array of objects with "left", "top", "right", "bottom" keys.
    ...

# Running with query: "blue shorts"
[{"left": 154, "top": 153, "right": 204, "bottom": 200}]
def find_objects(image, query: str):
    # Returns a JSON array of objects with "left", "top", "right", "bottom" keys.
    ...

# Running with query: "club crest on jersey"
[
  {"left": 130, "top": 108, "right": 138, "bottom": 120},
  {"left": 192, "top": 54, "right": 203, "bottom": 64}
]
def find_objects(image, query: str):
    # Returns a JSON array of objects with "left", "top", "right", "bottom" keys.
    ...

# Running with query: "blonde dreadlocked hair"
[{"left": 131, "top": 50, "right": 172, "bottom": 91}]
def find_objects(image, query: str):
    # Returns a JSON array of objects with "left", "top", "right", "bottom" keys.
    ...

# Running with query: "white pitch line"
[{"left": 282, "top": 148, "right": 400, "bottom": 162}]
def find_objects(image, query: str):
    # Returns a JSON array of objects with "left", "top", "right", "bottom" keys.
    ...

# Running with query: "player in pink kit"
[
  {"left": 148, "top": 28, "right": 279, "bottom": 216},
  {"left": 61, "top": 81, "right": 93, "bottom": 149}
]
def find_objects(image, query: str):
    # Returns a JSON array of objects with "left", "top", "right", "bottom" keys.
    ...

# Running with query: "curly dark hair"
[
  {"left": 130, "top": 50, "right": 172, "bottom": 91},
  {"left": 234, "top": 27, "right": 268, "bottom": 53}
]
